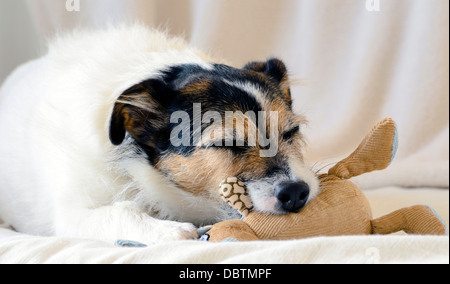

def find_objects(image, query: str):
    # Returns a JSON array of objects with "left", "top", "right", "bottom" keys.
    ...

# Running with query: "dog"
[{"left": 0, "top": 25, "right": 319, "bottom": 244}]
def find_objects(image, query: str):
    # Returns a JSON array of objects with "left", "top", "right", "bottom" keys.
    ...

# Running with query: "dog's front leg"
[{"left": 54, "top": 201, "right": 198, "bottom": 244}]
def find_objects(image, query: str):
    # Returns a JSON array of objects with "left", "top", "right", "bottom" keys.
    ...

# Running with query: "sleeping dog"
[{"left": 0, "top": 25, "right": 319, "bottom": 244}]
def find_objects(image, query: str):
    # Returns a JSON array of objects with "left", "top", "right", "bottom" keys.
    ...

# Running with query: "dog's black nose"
[{"left": 275, "top": 181, "right": 310, "bottom": 213}]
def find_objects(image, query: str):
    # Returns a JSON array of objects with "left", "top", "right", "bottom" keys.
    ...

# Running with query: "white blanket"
[
  {"left": 0, "top": 230, "right": 447, "bottom": 264},
  {"left": 1, "top": 186, "right": 448, "bottom": 264}
]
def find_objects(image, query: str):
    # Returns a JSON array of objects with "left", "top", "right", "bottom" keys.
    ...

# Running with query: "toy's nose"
[{"left": 275, "top": 181, "right": 310, "bottom": 213}]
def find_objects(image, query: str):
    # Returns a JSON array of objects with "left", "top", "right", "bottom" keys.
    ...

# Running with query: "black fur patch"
[{"left": 281, "top": 126, "right": 300, "bottom": 142}]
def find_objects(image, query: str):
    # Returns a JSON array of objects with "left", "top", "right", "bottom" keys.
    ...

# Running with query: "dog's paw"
[
  {"left": 152, "top": 220, "right": 199, "bottom": 242},
  {"left": 111, "top": 201, "right": 198, "bottom": 244}
]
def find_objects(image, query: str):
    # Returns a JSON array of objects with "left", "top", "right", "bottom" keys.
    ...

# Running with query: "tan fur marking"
[{"left": 180, "top": 79, "right": 213, "bottom": 96}]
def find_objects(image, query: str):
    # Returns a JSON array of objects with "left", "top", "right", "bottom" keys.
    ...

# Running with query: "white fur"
[{"left": 0, "top": 25, "right": 217, "bottom": 244}]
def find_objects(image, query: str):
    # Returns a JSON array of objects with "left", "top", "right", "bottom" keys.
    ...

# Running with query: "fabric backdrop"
[{"left": 0, "top": 0, "right": 448, "bottom": 189}]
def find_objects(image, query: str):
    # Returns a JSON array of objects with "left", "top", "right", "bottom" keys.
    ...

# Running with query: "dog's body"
[{"left": 0, "top": 25, "right": 319, "bottom": 244}]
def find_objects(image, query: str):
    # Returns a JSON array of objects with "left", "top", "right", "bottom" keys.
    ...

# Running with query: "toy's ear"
[
  {"left": 220, "top": 177, "right": 254, "bottom": 217},
  {"left": 328, "top": 117, "right": 398, "bottom": 179}
]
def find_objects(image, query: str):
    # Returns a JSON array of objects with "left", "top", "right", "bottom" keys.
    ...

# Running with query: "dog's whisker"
[{"left": 311, "top": 160, "right": 338, "bottom": 175}]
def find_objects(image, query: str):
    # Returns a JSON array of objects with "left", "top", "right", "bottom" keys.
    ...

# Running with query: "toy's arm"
[
  {"left": 198, "top": 178, "right": 258, "bottom": 242},
  {"left": 220, "top": 177, "right": 253, "bottom": 217},
  {"left": 371, "top": 205, "right": 448, "bottom": 236},
  {"left": 202, "top": 220, "right": 259, "bottom": 242}
]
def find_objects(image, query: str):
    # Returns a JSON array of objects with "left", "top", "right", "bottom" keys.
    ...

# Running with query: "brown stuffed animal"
[{"left": 200, "top": 118, "right": 448, "bottom": 242}]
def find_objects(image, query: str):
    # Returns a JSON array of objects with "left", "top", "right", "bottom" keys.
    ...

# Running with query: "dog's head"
[{"left": 109, "top": 58, "right": 320, "bottom": 215}]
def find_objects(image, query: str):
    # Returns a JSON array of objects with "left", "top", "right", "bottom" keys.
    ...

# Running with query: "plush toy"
[{"left": 200, "top": 117, "right": 448, "bottom": 242}]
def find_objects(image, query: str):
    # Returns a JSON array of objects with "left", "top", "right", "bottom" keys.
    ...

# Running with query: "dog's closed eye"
[
  {"left": 281, "top": 126, "right": 300, "bottom": 141},
  {"left": 200, "top": 139, "right": 249, "bottom": 154}
]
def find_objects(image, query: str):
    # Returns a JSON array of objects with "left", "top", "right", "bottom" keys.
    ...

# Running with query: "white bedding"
[{"left": 1, "top": 186, "right": 448, "bottom": 264}]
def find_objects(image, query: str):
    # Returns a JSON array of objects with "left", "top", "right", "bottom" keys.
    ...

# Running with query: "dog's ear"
[
  {"left": 109, "top": 79, "right": 174, "bottom": 146},
  {"left": 243, "top": 58, "right": 292, "bottom": 105}
]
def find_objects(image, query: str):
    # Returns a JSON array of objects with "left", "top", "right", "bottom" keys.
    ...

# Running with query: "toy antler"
[{"left": 220, "top": 177, "right": 253, "bottom": 217}]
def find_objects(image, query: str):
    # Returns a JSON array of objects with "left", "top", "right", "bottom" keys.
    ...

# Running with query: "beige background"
[{"left": 0, "top": 0, "right": 448, "bottom": 189}]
